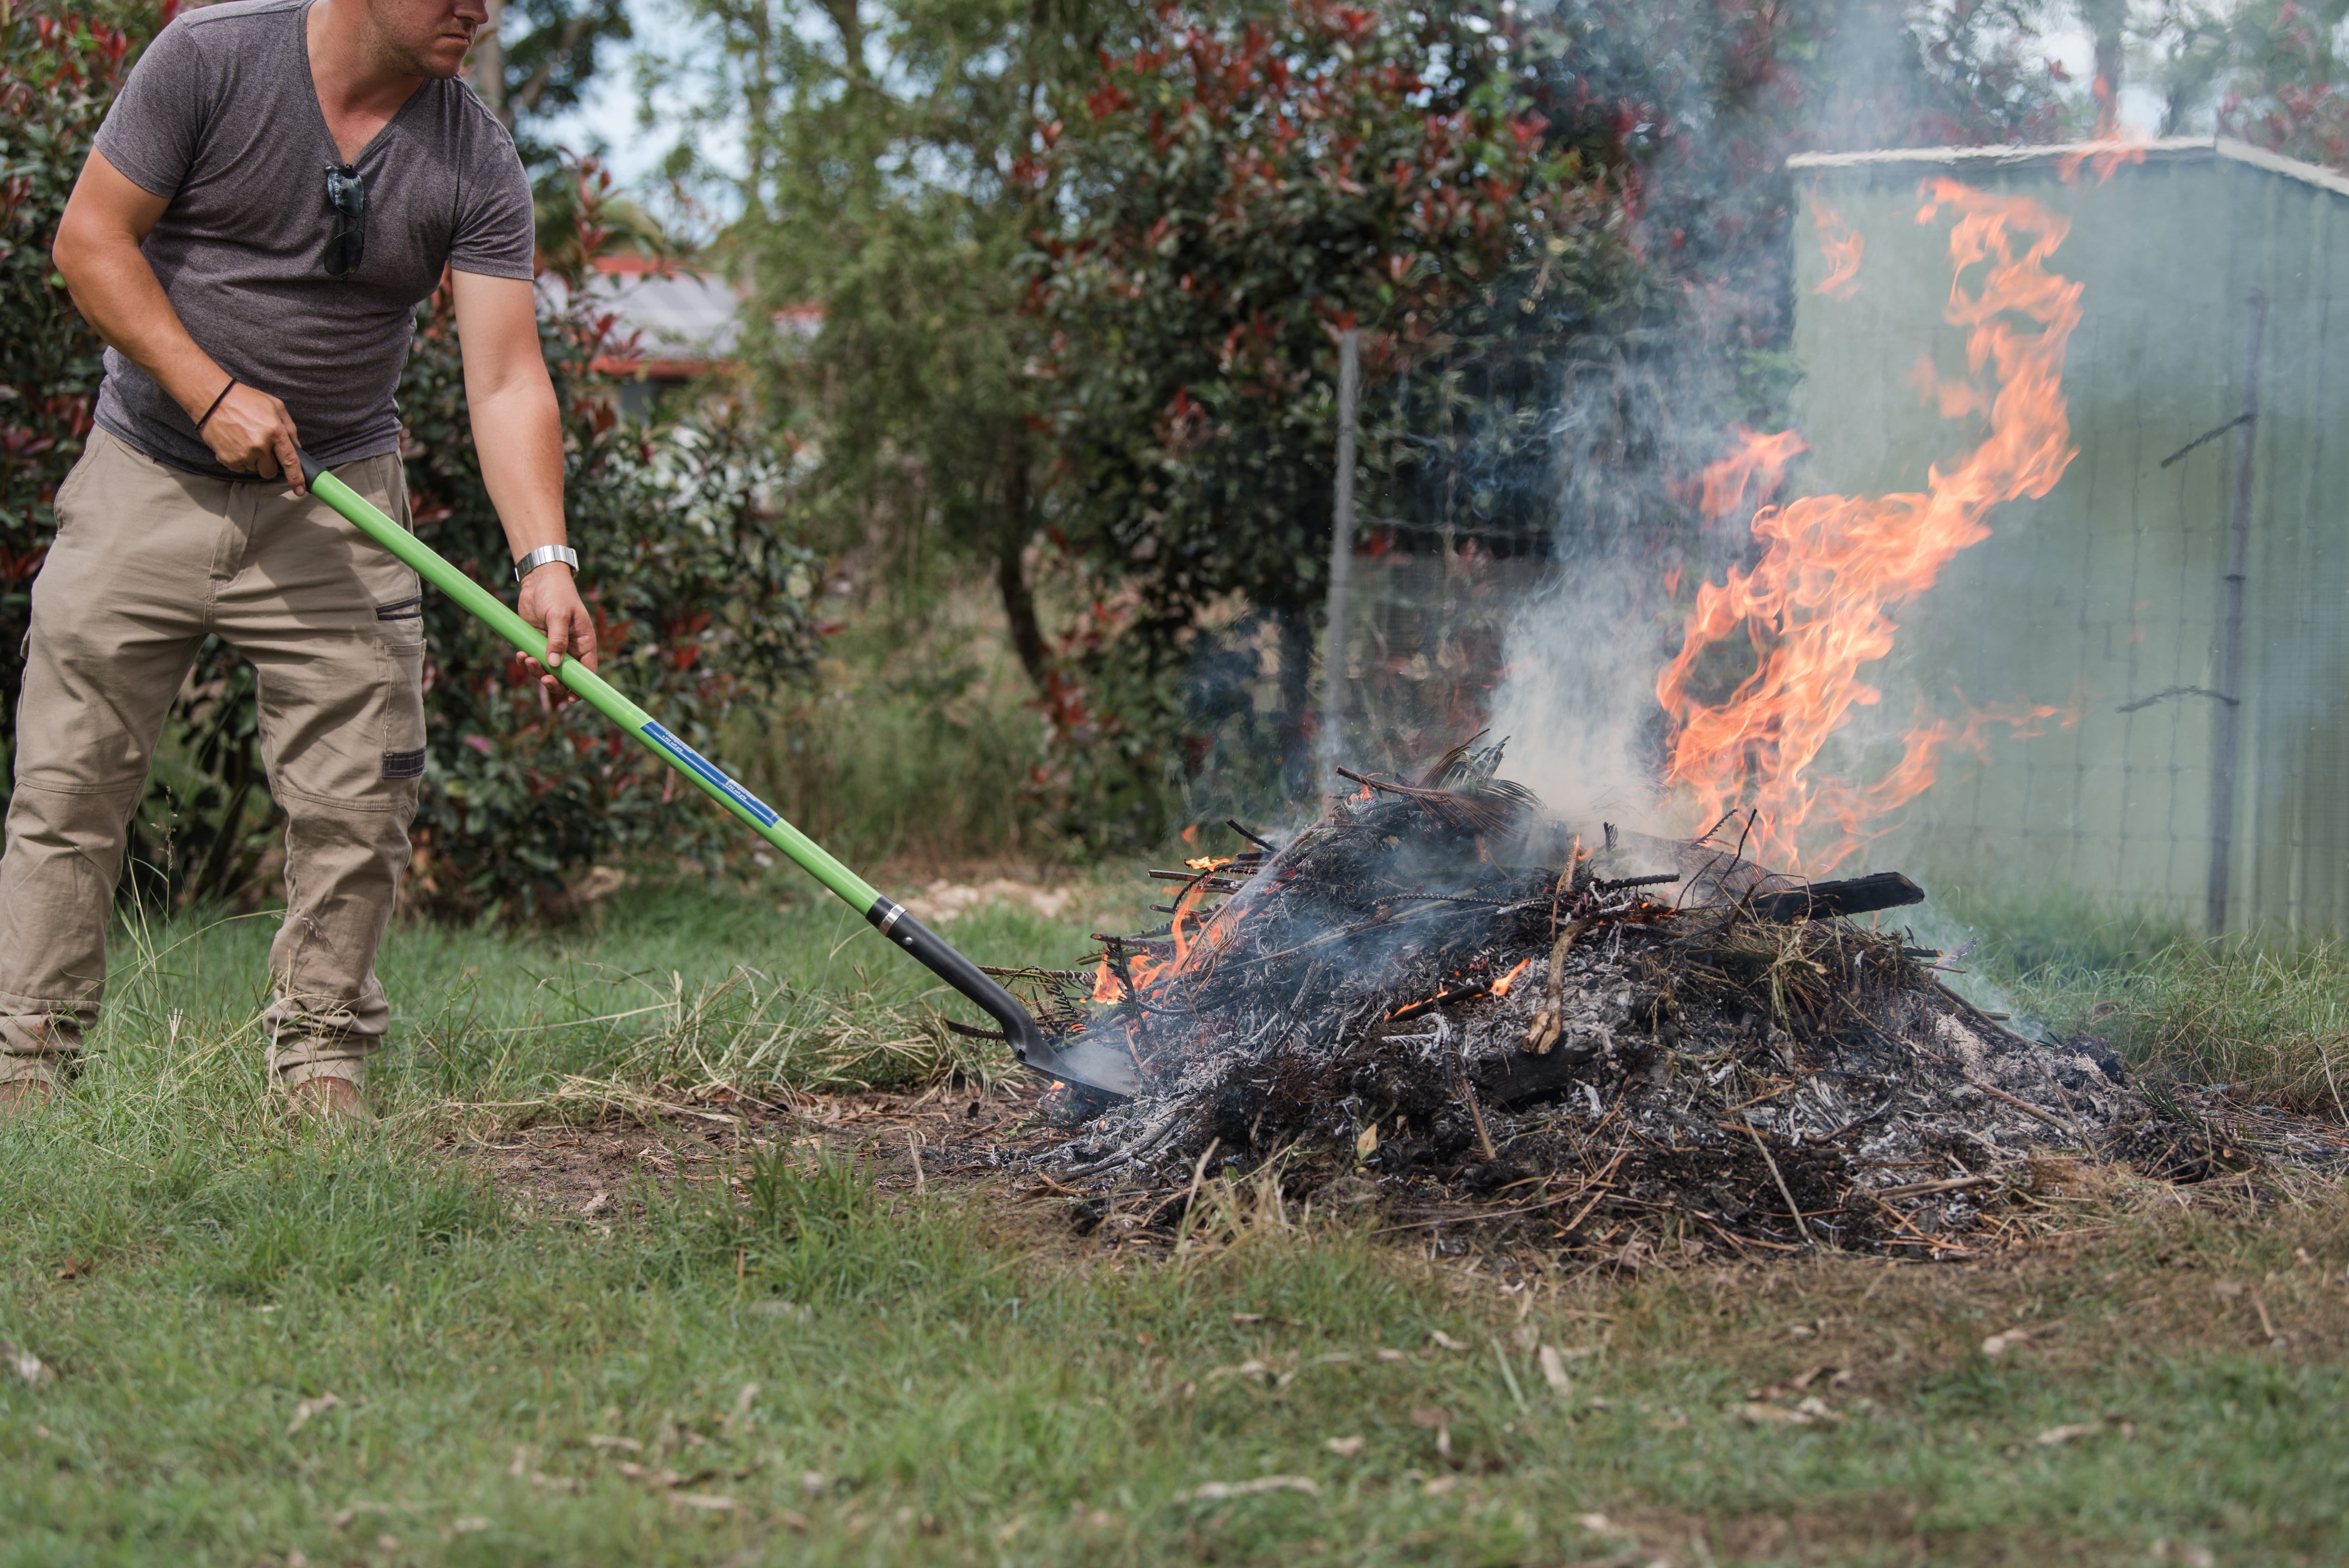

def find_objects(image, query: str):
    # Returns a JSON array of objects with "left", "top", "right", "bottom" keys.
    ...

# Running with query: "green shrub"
[
  {"left": 0, "top": 0, "right": 163, "bottom": 752},
  {"left": 396, "top": 176, "right": 821, "bottom": 916}
]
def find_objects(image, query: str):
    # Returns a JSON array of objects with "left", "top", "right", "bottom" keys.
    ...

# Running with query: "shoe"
[
  {"left": 0, "top": 1079, "right": 52, "bottom": 1120},
  {"left": 286, "top": 1075, "right": 374, "bottom": 1125}
]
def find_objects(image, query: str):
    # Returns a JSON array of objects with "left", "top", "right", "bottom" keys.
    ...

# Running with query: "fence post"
[
  {"left": 2206, "top": 290, "right": 2266, "bottom": 937},
  {"left": 1319, "top": 328, "right": 1361, "bottom": 789}
]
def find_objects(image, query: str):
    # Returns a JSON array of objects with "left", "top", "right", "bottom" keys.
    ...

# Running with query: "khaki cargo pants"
[{"left": 0, "top": 428, "right": 426, "bottom": 1092}]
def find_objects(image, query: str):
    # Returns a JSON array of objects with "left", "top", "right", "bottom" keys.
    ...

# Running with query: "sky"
[{"left": 529, "top": 0, "right": 706, "bottom": 195}]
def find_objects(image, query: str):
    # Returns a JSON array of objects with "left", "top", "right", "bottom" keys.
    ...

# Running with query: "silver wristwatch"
[{"left": 513, "top": 544, "right": 579, "bottom": 582}]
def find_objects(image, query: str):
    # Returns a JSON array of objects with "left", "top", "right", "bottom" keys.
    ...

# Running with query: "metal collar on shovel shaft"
[{"left": 297, "top": 451, "right": 1136, "bottom": 1100}]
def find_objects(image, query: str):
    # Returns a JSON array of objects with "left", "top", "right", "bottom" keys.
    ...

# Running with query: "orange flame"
[
  {"left": 1089, "top": 872, "right": 1227, "bottom": 1003},
  {"left": 1810, "top": 195, "right": 1863, "bottom": 300},
  {"left": 1490, "top": 957, "right": 1532, "bottom": 997},
  {"left": 1689, "top": 426, "right": 1805, "bottom": 524},
  {"left": 1657, "top": 179, "right": 2084, "bottom": 873},
  {"left": 2057, "top": 75, "right": 2147, "bottom": 186}
]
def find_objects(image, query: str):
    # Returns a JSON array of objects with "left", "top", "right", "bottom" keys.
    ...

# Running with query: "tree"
[
  {"left": 465, "top": 0, "right": 633, "bottom": 161},
  {"left": 649, "top": 0, "right": 1136, "bottom": 693},
  {"left": 1029, "top": 0, "right": 1609, "bottom": 796}
]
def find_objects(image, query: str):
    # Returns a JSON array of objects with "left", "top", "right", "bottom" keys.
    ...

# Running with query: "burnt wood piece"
[
  {"left": 1750, "top": 871, "right": 1924, "bottom": 924},
  {"left": 1470, "top": 1042, "right": 1602, "bottom": 1108}
]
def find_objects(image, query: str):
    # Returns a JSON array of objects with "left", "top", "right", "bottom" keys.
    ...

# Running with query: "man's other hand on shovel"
[{"left": 516, "top": 560, "right": 597, "bottom": 697}]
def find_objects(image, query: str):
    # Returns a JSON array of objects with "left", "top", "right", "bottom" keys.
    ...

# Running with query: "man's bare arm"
[
  {"left": 51, "top": 149, "right": 307, "bottom": 485},
  {"left": 450, "top": 269, "right": 597, "bottom": 686}
]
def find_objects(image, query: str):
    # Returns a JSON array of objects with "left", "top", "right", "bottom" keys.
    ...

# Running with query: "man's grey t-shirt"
[{"left": 92, "top": 0, "right": 534, "bottom": 477}]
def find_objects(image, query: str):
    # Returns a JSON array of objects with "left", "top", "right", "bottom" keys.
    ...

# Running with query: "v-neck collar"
[{"left": 300, "top": 0, "right": 431, "bottom": 170}]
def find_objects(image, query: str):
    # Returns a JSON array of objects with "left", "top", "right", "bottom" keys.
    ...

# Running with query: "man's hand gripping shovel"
[{"left": 296, "top": 450, "right": 1137, "bottom": 1102}]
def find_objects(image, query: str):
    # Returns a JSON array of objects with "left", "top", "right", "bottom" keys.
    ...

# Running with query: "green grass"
[
  {"left": 4, "top": 883, "right": 2347, "bottom": 1565},
  {"left": 744, "top": 583, "right": 1057, "bottom": 872},
  {"left": 1932, "top": 888, "right": 2349, "bottom": 1115}
]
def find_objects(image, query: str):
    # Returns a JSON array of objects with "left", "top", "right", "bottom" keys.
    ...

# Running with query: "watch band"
[{"left": 513, "top": 544, "right": 579, "bottom": 582}]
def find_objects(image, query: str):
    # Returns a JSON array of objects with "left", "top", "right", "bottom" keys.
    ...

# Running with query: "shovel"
[{"left": 296, "top": 451, "right": 1137, "bottom": 1101}]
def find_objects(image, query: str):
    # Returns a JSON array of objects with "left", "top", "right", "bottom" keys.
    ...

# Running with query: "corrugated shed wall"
[{"left": 1788, "top": 142, "right": 2349, "bottom": 934}]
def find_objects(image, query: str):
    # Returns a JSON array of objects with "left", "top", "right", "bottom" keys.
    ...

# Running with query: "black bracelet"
[{"left": 194, "top": 376, "right": 237, "bottom": 430}]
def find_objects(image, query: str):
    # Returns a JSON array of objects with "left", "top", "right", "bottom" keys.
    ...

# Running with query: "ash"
[{"left": 1017, "top": 745, "right": 2342, "bottom": 1256}]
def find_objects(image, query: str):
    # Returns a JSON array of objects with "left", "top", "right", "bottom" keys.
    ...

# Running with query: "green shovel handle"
[{"left": 295, "top": 452, "right": 1112, "bottom": 1093}]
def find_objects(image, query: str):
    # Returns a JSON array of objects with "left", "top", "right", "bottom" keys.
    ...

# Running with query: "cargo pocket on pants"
[{"left": 380, "top": 637, "right": 427, "bottom": 794}]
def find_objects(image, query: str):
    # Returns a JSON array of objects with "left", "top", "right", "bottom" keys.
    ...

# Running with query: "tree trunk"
[
  {"left": 472, "top": 0, "right": 506, "bottom": 123},
  {"left": 2080, "top": 0, "right": 2125, "bottom": 116},
  {"left": 997, "top": 456, "right": 1050, "bottom": 691},
  {"left": 1278, "top": 606, "right": 1316, "bottom": 800}
]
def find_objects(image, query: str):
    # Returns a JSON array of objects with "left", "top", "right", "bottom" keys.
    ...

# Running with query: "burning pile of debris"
[{"left": 999, "top": 742, "right": 2331, "bottom": 1258}]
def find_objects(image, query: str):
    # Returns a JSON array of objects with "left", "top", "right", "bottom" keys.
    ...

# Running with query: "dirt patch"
[{"left": 454, "top": 1083, "right": 1067, "bottom": 1220}]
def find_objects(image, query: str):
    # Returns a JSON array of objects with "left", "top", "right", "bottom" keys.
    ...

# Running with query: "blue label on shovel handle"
[{"left": 641, "top": 721, "right": 780, "bottom": 829}]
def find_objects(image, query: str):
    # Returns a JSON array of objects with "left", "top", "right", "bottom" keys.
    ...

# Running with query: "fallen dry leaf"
[
  {"left": 779, "top": 1510, "right": 810, "bottom": 1532},
  {"left": 1354, "top": 1123, "right": 1379, "bottom": 1161},
  {"left": 1428, "top": 1330, "right": 1468, "bottom": 1351},
  {"left": 1178, "top": 1476, "right": 1320, "bottom": 1503},
  {"left": 1739, "top": 1397, "right": 1844, "bottom": 1428},
  {"left": 1538, "top": 1344, "right": 1571, "bottom": 1394},
  {"left": 451, "top": 1517, "right": 490, "bottom": 1534},
  {"left": 54, "top": 1258, "right": 90, "bottom": 1281},
  {"left": 1230, "top": 1312, "right": 1265, "bottom": 1325},
  {"left": 588, "top": 1434, "right": 643, "bottom": 1453},
  {"left": 285, "top": 1393, "right": 344, "bottom": 1436},
  {"left": 1422, "top": 1475, "right": 1459, "bottom": 1497},
  {"left": 7, "top": 1345, "right": 50, "bottom": 1384},
  {"left": 1511, "top": 1321, "right": 1540, "bottom": 1354},
  {"left": 1576, "top": 1512, "right": 1625, "bottom": 1537},
  {"left": 1206, "top": 1359, "right": 1273, "bottom": 1382},
  {"left": 671, "top": 1494, "right": 737, "bottom": 1513},
  {"left": 580, "top": 1191, "right": 612, "bottom": 1217},
  {"left": 1740, "top": 1403, "right": 1805, "bottom": 1425},
  {"left": 801, "top": 1471, "right": 827, "bottom": 1498},
  {"left": 2035, "top": 1424, "right": 2100, "bottom": 1446},
  {"left": 1325, "top": 1436, "right": 1365, "bottom": 1458},
  {"left": 1981, "top": 1326, "right": 2039, "bottom": 1358},
  {"left": 1374, "top": 1349, "right": 1408, "bottom": 1364}
]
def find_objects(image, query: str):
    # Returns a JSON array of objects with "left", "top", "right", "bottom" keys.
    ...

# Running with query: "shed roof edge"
[{"left": 1788, "top": 136, "right": 2349, "bottom": 201}]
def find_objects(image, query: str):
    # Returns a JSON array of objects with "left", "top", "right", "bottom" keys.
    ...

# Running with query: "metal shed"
[{"left": 1787, "top": 137, "right": 2349, "bottom": 936}]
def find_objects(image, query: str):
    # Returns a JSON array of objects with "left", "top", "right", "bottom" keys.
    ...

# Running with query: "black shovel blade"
[{"left": 866, "top": 899, "right": 1139, "bottom": 1101}]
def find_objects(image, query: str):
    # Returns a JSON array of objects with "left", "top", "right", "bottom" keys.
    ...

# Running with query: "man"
[{"left": 0, "top": 0, "right": 595, "bottom": 1119}]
